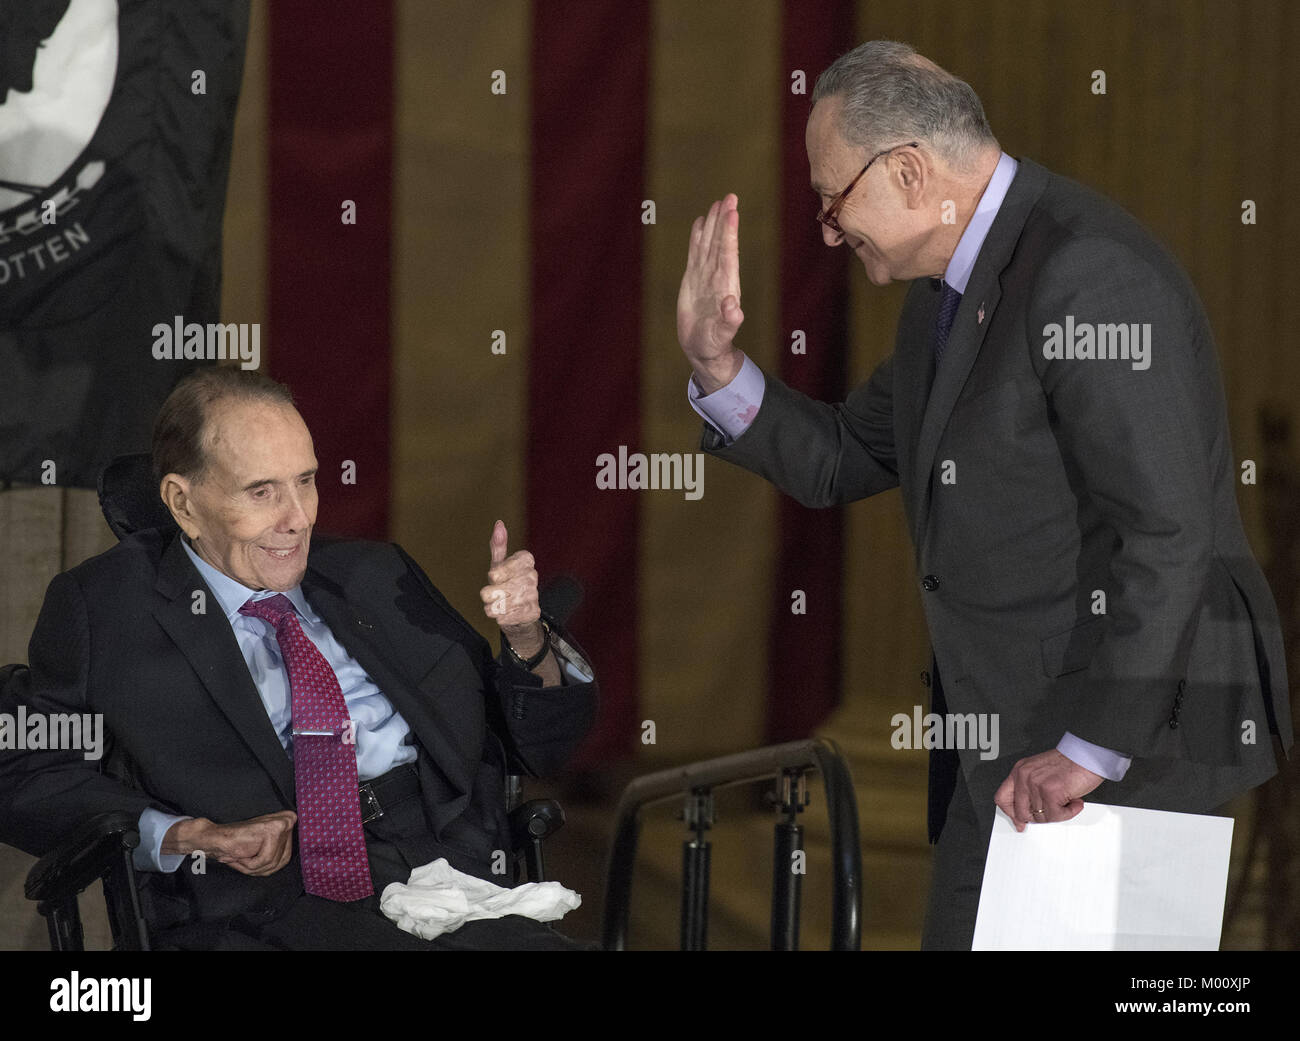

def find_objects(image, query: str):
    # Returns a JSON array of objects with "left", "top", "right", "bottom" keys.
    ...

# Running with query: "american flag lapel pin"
[{"left": 977, "top": 303, "right": 985, "bottom": 325}]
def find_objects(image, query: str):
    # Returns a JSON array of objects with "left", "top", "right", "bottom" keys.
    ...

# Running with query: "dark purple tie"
[
  {"left": 239, "top": 593, "right": 373, "bottom": 902},
  {"left": 933, "top": 281, "right": 962, "bottom": 365}
]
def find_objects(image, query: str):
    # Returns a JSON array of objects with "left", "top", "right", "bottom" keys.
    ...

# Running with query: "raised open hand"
[{"left": 677, "top": 193, "right": 745, "bottom": 394}]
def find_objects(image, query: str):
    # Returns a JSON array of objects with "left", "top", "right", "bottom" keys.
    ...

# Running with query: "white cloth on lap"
[{"left": 379, "top": 858, "right": 582, "bottom": 940}]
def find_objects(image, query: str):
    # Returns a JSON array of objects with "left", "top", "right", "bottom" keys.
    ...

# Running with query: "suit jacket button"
[
  {"left": 920, "top": 670, "right": 931, "bottom": 687},
  {"left": 922, "top": 575, "right": 940, "bottom": 591}
]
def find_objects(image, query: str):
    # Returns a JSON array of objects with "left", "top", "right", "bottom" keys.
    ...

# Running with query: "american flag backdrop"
[
  {"left": 223, "top": 0, "right": 1298, "bottom": 796},
  {"left": 247, "top": 0, "right": 877, "bottom": 772}
]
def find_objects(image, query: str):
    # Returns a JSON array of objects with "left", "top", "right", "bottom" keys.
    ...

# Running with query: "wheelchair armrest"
[{"left": 25, "top": 811, "right": 141, "bottom": 904}]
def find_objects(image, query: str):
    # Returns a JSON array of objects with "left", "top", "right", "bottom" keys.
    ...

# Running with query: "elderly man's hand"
[
  {"left": 480, "top": 520, "right": 545, "bottom": 655},
  {"left": 161, "top": 810, "right": 297, "bottom": 876},
  {"left": 993, "top": 750, "right": 1103, "bottom": 832},
  {"left": 677, "top": 193, "right": 745, "bottom": 394}
]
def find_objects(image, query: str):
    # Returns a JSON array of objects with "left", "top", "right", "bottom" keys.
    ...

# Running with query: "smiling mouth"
[{"left": 262, "top": 545, "right": 300, "bottom": 560}]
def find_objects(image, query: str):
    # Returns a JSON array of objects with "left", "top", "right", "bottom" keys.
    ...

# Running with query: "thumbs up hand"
[{"left": 480, "top": 519, "right": 545, "bottom": 658}]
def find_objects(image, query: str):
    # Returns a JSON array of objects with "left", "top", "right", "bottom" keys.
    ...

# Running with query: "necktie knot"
[
  {"left": 938, "top": 281, "right": 961, "bottom": 321},
  {"left": 933, "top": 282, "right": 963, "bottom": 365},
  {"left": 239, "top": 592, "right": 296, "bottom": 628}
]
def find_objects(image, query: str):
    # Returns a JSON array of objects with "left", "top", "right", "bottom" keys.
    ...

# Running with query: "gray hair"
[{"left": 812, "top": 40, "right": 997, "bottom": 170}]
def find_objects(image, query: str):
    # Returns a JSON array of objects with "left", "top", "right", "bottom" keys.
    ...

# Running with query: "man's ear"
[
  {"left": 160, "top": 474, "right": 200, "bottom": 538},
  {"left": 895, "top": 148, "right": 928, "bottom": 208}
]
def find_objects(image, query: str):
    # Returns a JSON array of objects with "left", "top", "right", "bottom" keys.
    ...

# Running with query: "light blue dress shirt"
[{"left": 684, "top": 152, "right": 1131, "bottom": 784}]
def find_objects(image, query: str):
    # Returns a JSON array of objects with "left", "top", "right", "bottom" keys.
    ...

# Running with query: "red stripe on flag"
[
  {"left": 530, "top": 1, "right": 651, "bottom": 767},
  {"left": 268, "top": 2, "right": 393, "bottom": 539},
  {"left": 769, "top": 4, "right": 855, "bottom": 740}
]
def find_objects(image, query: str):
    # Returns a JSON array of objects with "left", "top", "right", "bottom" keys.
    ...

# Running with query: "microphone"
[{"left": 539, "top": 574, "right": 583, "bottom": 627}]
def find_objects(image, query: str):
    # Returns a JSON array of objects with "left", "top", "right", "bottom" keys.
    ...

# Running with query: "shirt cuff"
[
  {"left": 686, "top": 353, "right": 764, "bottom": 444},
  {"left": 135, "top": 807, "right": 193, "bottom": 873},
  {"left": 550, "top": 629, "right": 594, "bottom": 685},
  {"left": 1056, "top": 732, "right": 1131, "bottom": 782},
  {"left": 560, "top": 658, "right": 593, "bottom": 685}
]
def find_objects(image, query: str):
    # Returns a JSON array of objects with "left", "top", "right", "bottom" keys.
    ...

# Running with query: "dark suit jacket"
[
  {"left": 0, "top": 528, "right": 597, "bottom": 930},
  {"left": 705, "top": 157, "right": 1292, "bottom": 828}
]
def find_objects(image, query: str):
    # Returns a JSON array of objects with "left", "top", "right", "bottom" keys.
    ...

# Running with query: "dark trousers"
[
  {"left": 162, "top": 770, "right": 594, "bottom": 951},
  {"left": 921, "top": 770, "right": 992, "bottom": 951}
]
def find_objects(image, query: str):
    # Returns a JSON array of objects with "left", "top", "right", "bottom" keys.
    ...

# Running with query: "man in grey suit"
[{"left": 677, "top": 40, "right": 1292, "bottom": 948}]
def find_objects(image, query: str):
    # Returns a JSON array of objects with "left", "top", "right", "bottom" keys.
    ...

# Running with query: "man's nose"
[
  {"left": 279, "top": 489, "right": 312, "bottom": 530},
  {"left": 821, "top": 222, "right": 846, "bottom": 248}
]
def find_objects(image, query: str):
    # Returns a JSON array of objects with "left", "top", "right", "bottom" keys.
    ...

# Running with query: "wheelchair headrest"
[{"left": 98, "top": 453, "right": 177, "bottom": 542}]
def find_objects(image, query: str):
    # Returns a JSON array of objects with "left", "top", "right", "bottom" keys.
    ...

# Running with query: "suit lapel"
[
  {"left": 910, "top": 157, "right": 1050, "bottom": 542},
  {"left": 151, "top": 534, "right": 296, "bottom": 804},
  {"left": 911, "top": 275, "right": 1002, "bottom": 535},
  {"left": 893, "top": 279, "right": 939, "bottom": 550},
  {"left": 301, "top": 566, "right": 475, "bottom": 800}
]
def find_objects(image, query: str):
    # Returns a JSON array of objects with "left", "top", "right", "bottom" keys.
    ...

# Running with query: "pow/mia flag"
[{"left": 0, "top": 0, "right": 249, "bottom": 487}]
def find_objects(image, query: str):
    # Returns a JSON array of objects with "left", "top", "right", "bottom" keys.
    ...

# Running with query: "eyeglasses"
[{"left": 816, "top": 141, "right": 919, "bottom": 236}]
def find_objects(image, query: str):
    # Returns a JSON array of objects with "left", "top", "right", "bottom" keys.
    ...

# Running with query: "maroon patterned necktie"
[{"left": 239, "top": 593, "right": 374, "bottom": 901}]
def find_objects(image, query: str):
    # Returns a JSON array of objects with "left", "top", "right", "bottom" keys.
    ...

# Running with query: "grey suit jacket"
[{"left": 705, "top": 157, "right": 1292, "bottom": 826}]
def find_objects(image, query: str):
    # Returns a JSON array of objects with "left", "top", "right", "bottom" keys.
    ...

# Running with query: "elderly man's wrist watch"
[{"left": 503, "top": 616, "right": 553, "bottom": 671}]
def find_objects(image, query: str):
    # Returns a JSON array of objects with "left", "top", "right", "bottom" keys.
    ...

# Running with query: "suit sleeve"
[
  {"left": 0, "top": 572, "right": 162, "bottom": 857},
  {"left": 492, "top": 640, "right": 598, "bottom": 778},
  {"left": 1030, "top": 235, "right": 1213, "bottom": 755},
  {"left": 702, "top": 355, "right": 900, "bottom": 507}
]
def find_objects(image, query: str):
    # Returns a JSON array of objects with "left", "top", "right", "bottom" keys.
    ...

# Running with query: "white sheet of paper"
[{"left": 972, "top": 802, "right": 1234, "bottom": 950}]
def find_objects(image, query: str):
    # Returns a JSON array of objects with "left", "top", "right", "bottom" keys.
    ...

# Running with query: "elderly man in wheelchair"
[{"left": 0, "top": 366, "right": 596, "bottom": 951}]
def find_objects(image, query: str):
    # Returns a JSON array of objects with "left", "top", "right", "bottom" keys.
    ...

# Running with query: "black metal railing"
[{"left": 601, "top": 738, "right": 862, "bottom": 950}]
